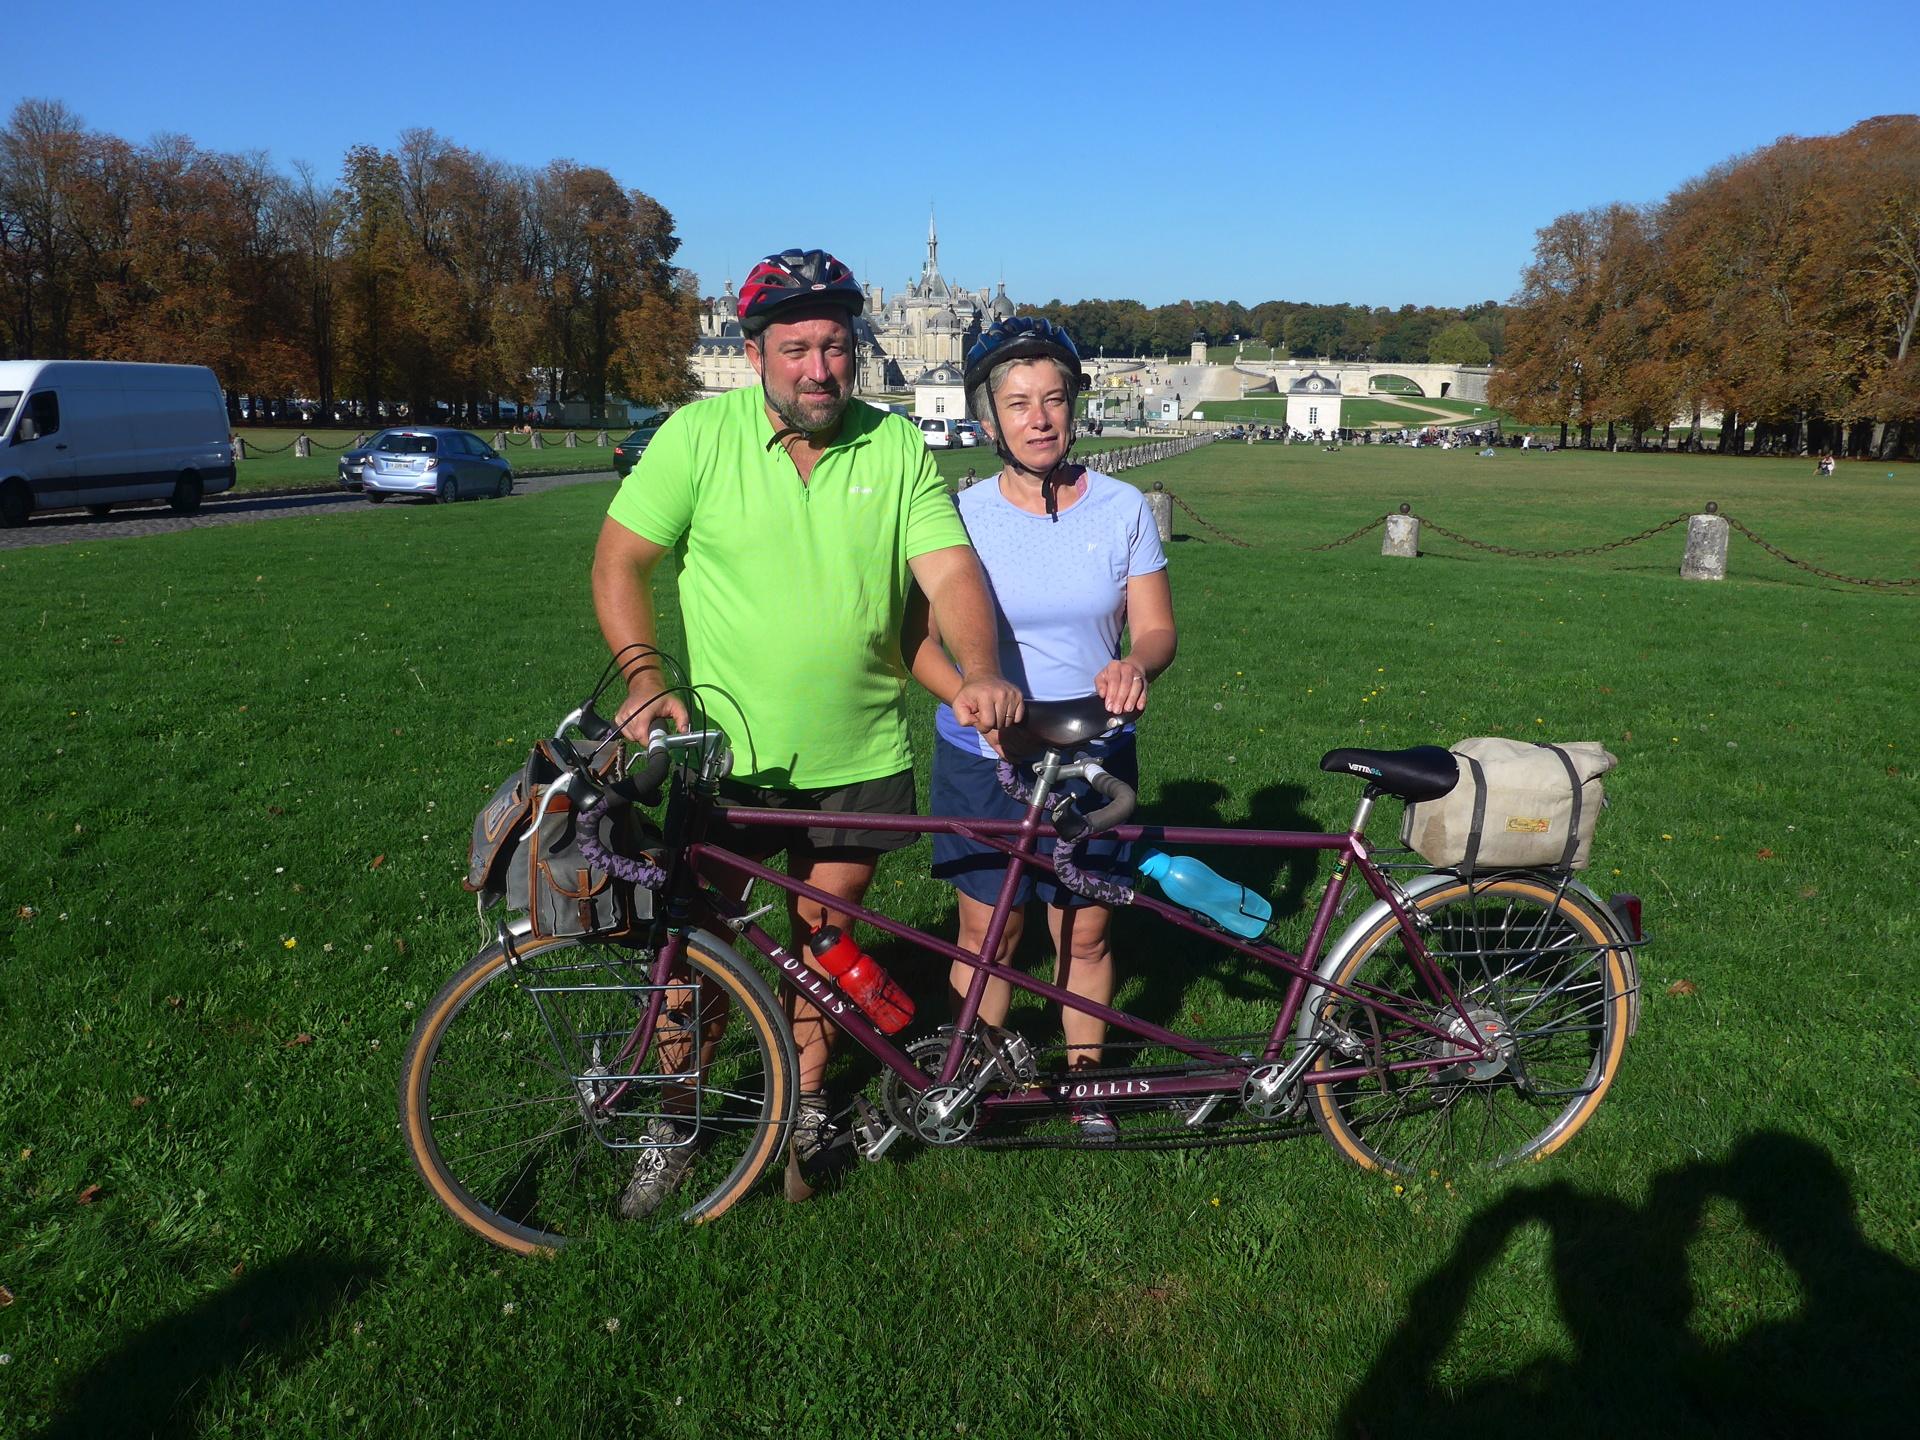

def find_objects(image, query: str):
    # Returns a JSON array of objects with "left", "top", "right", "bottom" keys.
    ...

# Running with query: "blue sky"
[{"left": 13, "top": 0, "right": 1917, "bottom": 309}]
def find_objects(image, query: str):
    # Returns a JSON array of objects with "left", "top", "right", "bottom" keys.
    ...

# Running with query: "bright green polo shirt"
[{"left": 607, "top": 386, "right": 969, "bottom": 788}]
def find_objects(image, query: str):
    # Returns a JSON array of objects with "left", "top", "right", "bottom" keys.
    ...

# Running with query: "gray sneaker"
[
  {"left": 784, "top": 1093, "right": 850, "bottom": 1202},
  {"left": 617, "top": 1118, "right": 698, "bottom": 1220}
]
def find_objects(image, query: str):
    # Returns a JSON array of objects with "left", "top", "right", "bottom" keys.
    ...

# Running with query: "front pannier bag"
[
  {"left": 1401, "top": 738, "right": 1617, "bottom": 873},
  {"left": 464, "top": 739, "right": 655, "bottom": 938}
]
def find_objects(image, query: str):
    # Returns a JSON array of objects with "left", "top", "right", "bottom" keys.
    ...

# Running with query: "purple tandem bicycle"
[{"left": 401, "top": 668, "right": 1644, "bottom": 1254}]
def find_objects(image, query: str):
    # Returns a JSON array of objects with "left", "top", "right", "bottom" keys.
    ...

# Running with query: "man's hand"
[
  {"left": 1094, "top": 659, "right": 1149, "bottom": 719},
  {"left": 951, "top": 676, "right": 1024, "bottom": 735},
  {"left": 613, "top": 681, "right": 689, "bottom": 741}
]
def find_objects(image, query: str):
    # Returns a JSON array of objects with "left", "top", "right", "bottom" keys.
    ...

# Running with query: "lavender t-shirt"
[{"left": 935, "top": 469, "right": 1168, "bottom": 758}]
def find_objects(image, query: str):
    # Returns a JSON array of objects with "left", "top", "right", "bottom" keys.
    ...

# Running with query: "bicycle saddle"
[
  {"left": 1008, "top": 696, "right": 1121, "bottom": 752},
  {"left": 1320, "top": 745, "right": 1458, "bottom": 803}
]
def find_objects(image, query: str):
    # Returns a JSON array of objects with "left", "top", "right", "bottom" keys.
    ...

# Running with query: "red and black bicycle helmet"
[{"left": 736, "top": 249, "right": 864, "bottom": 337}]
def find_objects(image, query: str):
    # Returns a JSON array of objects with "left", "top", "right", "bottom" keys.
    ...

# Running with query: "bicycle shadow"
[
  {"left": 1339, "top": 1131, "right": 1920, "bottom": 1439},
  {"left": 34, "top": 1250, "right": 379, "bottom": 1440}
]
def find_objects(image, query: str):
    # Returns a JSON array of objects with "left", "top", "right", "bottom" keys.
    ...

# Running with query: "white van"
[
  {"left": 918, "top": 416, "right": 960, "bottom": 449},
  {"left": 0, "top": 360, "right": 235, "bottom": 527}
]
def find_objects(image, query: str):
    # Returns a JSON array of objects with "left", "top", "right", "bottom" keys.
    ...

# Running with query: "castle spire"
[{"left": 927, "top": 202, "right": 938, "bottom": 273}]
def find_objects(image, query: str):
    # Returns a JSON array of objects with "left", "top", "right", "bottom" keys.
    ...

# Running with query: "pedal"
[{"left": 852, "top": 1096, "right": 906, "bottom": 1161}]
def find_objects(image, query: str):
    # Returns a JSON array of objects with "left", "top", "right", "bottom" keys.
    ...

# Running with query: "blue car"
[{"left": 363, "top": 429, "right": 514, "bottom": 504}]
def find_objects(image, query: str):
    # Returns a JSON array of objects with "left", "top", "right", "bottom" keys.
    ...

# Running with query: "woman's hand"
[{"left": 1094, "top": 659, "right": 1149, "bottom": 719}]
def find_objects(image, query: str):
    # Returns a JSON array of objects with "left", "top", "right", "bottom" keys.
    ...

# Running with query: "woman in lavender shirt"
[{"left": 906, "top": 318, "right": 1178, "bottom": 1140}]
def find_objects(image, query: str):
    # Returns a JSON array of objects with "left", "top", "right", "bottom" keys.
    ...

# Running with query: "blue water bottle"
[{"left": 1135, "top": 849, "right": 1273, "bottom": 939}]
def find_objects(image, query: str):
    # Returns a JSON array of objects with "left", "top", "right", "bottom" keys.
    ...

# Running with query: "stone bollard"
[
  {"left": 232, "top": 434, "right": 248, "bottom": 460},
  {"left": 494, "top": 431, "right": 509, "bottom": 450},
  {"left": 295, "top": 434, "right": 312, "bottom": 458},
  {"left": 352, "top": 433, "right": 368, "bottom": 449},
  {"left": 564, "top": 431, "right": 579, "bottom": 448},
  {"left": 529, "top": 431, "right": 544, "bottom": 450},
  {"left": 1382, "top": 504, "right": 1420, "bottom": 559},
  {"left": 595, "top": 429, "right": 609, "bottom": 446},
  {"left": 1146, "top": 482, "right": 1172, "bottom": 543},
  {"left": 1680, "top": 504, "right": 1729, "bottom": 581}
]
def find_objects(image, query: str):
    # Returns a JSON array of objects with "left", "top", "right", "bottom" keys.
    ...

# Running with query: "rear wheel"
[
  {"left": 1307, "top": 876, "right": 1630, "bottom": 1176},
  {"left": 495, "top": 472, "right": 512, "bottom": 498},
  {"left": 400, "top": 931, "right": 795, "bottom": 1253},
  {"left": 0, "top": 480, "right": 28, "bottom": 528},
  {"left": 365, "top": 491, "right": 387, "bottom": 504},
  {"left": 436, "top": 476, "right": 455, "bottom": 504},
  {"left": 168, "top": 471, "right": 203, "bottom": 515}
]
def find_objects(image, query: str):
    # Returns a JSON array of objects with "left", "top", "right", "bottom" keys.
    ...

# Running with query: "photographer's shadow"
[{"left": 1340, "top": 1130, "right": 1920, "bottom": 1438}]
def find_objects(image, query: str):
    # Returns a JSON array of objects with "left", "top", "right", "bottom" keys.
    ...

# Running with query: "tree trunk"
[
  {"left": 1558, "top": 421, "right": 1568, "bottom": 448},
  {"left": 1795, "top": 409, "right": 1810, "bottom": 457},
  {"left": 1689, "top": 406, "right": 1702, "bottom": 452},
  {"left": 1661, "top": 422, "right": 1671, "bottom": 451},
  {"left": 1579, "top": 423, "right": 1593, "bottom": 449},
  {"left": 1605, "top": 420, "right": 1617, "bottom": 451}
]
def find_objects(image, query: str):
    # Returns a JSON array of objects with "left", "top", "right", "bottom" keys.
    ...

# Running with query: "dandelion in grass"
[{"left": 283, "top": 937, "right": 297, "bottom": 949}]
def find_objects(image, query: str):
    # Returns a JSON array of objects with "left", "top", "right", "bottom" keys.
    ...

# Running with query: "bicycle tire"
[
  {"left": 400, "top": 929, "right": 796, "bottom": 1253},
  {"left": 1306, "top": 875, "right": 1630, "bottom": 1177}
]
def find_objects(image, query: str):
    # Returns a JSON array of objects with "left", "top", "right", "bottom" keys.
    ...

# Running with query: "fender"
[{"left": 1292, "top": 870, "right": 1642, "bottom": 1045}]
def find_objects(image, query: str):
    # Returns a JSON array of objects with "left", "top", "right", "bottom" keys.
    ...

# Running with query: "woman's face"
[{"left": 989, "top": 359, "right": 1074, "bottom": 471}]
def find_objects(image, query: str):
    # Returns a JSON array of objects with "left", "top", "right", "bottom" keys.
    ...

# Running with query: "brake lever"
[{"left": 521, "top": 770, "right": 577, "bottom": 842}]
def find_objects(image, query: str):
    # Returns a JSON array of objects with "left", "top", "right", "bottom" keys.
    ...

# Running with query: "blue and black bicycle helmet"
[{"left": 963, "top": 316, "right": 1087, "bottom": 396}]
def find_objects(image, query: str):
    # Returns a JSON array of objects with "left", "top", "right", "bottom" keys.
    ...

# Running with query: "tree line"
[
  {"left": 0, "top": 100, "right": 700, "bottom": 424},
  {"left": 1491, "top": 115, "right": 1920, "bottom": 457},
  {"left": 1018, "top": 296, "right": 1508, "bottom": 366}
]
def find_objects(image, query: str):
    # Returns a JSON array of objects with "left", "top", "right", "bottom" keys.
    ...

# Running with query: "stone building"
[
  {"left": 689, "top": 212, "right": 1017, "bottom": 396},
  {"left": 1285, "top": 370, "right": 1344, "bottom": 434}
]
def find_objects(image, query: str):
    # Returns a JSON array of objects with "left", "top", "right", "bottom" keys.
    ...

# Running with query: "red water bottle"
[{"left": 805, "top": 926, "right": 915, "bottom": 1034}]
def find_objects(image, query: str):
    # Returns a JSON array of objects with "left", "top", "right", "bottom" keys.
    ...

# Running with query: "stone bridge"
[{"left": 1232, "top": 360, "right": 1492, "bottom": 402}]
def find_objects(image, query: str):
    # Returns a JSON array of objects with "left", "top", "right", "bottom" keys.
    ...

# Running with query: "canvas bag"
[
  {"left": 1401, "top": 738, "right": 1617, "bottom": 873},
  {"left": 465, "top": 739, "right": 655, "bottom": 938}
]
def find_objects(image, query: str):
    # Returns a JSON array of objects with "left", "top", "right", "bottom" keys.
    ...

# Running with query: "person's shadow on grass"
[
  {"left": 1339, "top": 1130, "right": 1920, "bottom": 1439},
  {"left": 35, "top": 1250, "right": 379, "bottom": 1440}
]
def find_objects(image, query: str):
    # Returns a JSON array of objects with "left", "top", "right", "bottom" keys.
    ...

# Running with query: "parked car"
[
  {"left": 611, "top": 424, "right": 662, "bottom": 480},
  {"left": 0, "top": 360, "right": 233, "bottom": 526},
  {"left": 918, "top": 416, "right": 960, "bottom": 449},
  {"left": 952, "top": 420, "right": 985, "bottom": 448},
  {"left": 362, "top": 429, "right": 513, "bottom": 504},
  {"left": 337, "top": 429, "right": 402, "bottom": 491}
]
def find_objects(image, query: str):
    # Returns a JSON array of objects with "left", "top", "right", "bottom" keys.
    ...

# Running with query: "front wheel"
[
  {"left": 400, "top": 930, "right": 796, "bottom": 1253},
  {"left": 1307, "top": 876, "right": 1631, "bottom": 1176}
]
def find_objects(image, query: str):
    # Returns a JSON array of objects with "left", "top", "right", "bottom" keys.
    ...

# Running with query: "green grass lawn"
[
  {"left": 2, "top": 444, "right": 1916, "bottom": 1435},
  {"left": 1208, "top": 343, "right": 1282, "bottom": 364}
]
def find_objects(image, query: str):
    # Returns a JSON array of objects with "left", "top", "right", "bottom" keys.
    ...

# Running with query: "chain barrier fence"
[{"left": 1305, "top": 501, "right": 1919, "bottom": 590}]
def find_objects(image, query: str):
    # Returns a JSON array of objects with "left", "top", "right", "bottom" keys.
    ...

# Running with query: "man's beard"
[{"left": 768, "top": 380, "right": 848, "bottom": 436}]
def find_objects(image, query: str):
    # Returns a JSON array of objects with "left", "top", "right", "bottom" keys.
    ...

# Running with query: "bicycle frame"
[{"left": 633, "top": 760, "right": 1498, "bottom": 1128}]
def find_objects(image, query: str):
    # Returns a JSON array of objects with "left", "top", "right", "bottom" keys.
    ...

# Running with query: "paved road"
[{"left": 0, "top": 469, "right": 617, "bottom": 551}]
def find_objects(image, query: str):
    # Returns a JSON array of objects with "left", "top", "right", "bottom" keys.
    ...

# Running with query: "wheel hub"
[{"left": 1444, "top": 1008, "right": 1514, "bottom": 1081}]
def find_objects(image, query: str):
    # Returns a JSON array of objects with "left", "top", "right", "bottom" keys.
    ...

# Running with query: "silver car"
[{"left": 363, "top": 429, "right": 513, "bottom": 504}]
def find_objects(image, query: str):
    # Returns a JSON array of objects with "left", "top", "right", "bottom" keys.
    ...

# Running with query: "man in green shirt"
[{"left": 592, "top": 247, "right": 1021, "bottom": 1210}]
